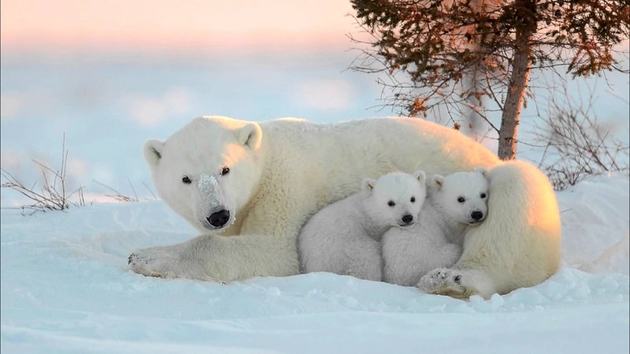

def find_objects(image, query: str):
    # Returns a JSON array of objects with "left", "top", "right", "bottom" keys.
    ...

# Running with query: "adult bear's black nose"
[
  {"left": 208, "top": 209, "right": 230, "bottom": 227},
  {"left": 471, "top": 211, "right": 484, "bottom": 221},
  {"left": 401, "top": 214, "right": 413, "bottom": 224}
]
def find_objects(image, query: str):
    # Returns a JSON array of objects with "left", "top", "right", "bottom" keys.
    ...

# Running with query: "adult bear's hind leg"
[
  {"left": 419, "top": 160, "right": 561, "bottom": 299},
  {"left": 417, "top": 267, "right": 497, "bottom": 299}
]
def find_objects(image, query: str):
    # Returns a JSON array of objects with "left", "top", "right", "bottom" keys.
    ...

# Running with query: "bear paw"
[
  {"left": 417, "top": 268, "right": 467, "bottom": 297},
  {"left": 128, "top": 247, "right": 179, "bottom": 279}
]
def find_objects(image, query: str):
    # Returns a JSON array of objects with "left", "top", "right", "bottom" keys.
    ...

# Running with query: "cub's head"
[
  {"left": 430, "top": 168, "right": 489, "bottom": 225},
  {"left": 144, "top": 116, "right": 264, "bottom": 232},
  {"left": 362, "top": 171, "right": 427, "bottom": 228}
]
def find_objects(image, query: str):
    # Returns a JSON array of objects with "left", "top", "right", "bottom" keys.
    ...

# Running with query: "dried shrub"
[
  {"left": 535, "top": 99, "right": 629, "bottom": 190},
  {"left": 1, "top": 136, "right": 86, "bottom": 213}
]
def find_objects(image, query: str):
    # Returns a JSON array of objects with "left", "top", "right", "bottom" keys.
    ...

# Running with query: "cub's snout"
[{"left": 470, "top": 210, "right": 484, "bottom": 223}]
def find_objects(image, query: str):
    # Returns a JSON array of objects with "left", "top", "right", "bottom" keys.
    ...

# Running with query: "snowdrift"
[{"left": 1, "top": 175, "right": 628, "bottom": 354}]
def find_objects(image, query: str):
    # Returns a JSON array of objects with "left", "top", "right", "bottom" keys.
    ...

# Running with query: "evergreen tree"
[{"left": 351, "top": 0, "right": 629, "bottom": 159}]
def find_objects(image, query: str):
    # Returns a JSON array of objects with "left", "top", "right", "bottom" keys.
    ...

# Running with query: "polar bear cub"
[
  {"left": 299, "top": 171, "right": 427, "bottom": 281},
  {"left": 382, "top": 169, "right": 489, "bottom": 286}
]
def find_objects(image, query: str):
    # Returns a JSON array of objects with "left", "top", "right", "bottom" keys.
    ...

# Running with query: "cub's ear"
[
  {"left": 144, "top": 140, "right": 164, "bottom": 168},
  {"left": 432, "top": 175, "right": 445, "bottom": 190},
  {"left": 237, "top": 122, "right": 263, "bottom": 150},
  {"left": 414, "top": 170, "right": 426, "bottom": 185},
  {"left": 362, "top": 178, "right": 376, "bottom": 192},
  {"left": 474, "top": 167, "right": 488, "bottom": 177}
]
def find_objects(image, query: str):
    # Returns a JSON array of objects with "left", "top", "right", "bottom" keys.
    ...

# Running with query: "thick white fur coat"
[
  {"left": 383, "top": 201, "right": 463, "bottom": 286},
  {"left": 418, "top": 160, "right": 561, "bottom": 298},
  {"left": 298, "top": 193, "right": 385, "bottom": 281},
  {"left": 129, "top": 116, "right": 560, "bottom": 299}
]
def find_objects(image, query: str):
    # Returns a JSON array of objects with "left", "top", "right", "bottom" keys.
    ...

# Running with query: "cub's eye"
[
  {"left": 221, "top": 167, "right": 230, "bottom": 176},
  {"left": 410, "top": 196, "right": 416, "bottom": 203},
  {"left": 182, "top": 176, "right": 192, "bottom": 184},
  {"left": 480, "top": 193, "right": 487, "bottom": 199},
  {"left": 387, "top": 200, "right": 396, "bottom": 207},
  {"left": 457, "top": 196, "right": 466, "bottom": 203}
]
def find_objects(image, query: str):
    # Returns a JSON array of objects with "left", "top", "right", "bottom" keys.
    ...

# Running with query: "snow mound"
[
  {"left": 558, "top": 174, "right": 629, "bottom": 274},
  {"left": 1, "top": 175, "right": 628, "bottom": 354}
]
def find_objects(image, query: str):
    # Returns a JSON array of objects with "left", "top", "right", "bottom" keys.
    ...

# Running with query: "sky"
[{"left": 1, "top": 0, "right": 357, "bottom": 52}]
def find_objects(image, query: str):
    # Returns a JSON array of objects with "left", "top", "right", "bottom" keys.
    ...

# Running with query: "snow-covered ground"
[{"left": 1, "top": 175, "right": 628, "bottom": 354}]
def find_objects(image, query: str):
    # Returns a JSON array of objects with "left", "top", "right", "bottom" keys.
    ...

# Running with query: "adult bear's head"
[{"left": 144, "top": 116, "right": 264, "bottom": 232}]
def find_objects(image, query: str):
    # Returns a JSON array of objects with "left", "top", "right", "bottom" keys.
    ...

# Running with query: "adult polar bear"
[{"left": 129, "top": 115, "right": 561, "bottom": 298}]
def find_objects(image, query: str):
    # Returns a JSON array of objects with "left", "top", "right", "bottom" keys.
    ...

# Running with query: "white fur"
[
  {"left": 129, "top": 116, "right": 560, "bottom": 299},
  {"left": 417, "top": 160, "right": 562, "bottom": 298},
  {"left": 382, "top": 170, "right": 489, "bottom": 286},
  {"left": 298, "top": 171, "right": 426, "bottom": 281}
]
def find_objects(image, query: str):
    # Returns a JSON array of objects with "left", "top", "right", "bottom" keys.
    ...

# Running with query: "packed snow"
[{"left": 1, "top": 175, "right": 628, "bottom": 354}]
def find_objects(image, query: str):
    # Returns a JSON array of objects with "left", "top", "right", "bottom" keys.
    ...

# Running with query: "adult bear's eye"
[
  {"left": 480, "top": 193, "right": 487, "bottom": 199},
  {"left": 410, "top": 196, "right": 416, "bottom": 203},
  {"left": 221, "top": 167, "right": 230, "bottom": 176},
  {"left": 182, "top": 176, "right": 192, "bottom": 184},
  {"left": 387, "top": 200, "right": 395, "bottom": 207},
  {"left": 457, "top": 196, "right": 466, "bottom": 203}
]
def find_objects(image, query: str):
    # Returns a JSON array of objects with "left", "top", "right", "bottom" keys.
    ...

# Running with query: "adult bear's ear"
[
  {"left": 474, "top": 167, "right": 488, "bottom": 177},
  {"left": 362, "top": 178, "right": 376, "bottom": 192},
  {"left": 432, "top": 175, "right": 445, "bottom": 190},
  {"left": 144, "top": 140, "right": 164, "bottom": 168},
  {"left": 237, "top": 123, "right": 263, "bottom": 150},
  {"left": 414, "top": 170, "right": 426, "bottom": 185}
]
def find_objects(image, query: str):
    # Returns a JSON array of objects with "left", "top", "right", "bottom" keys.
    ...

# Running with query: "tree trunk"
[
  {"left": 463, "top": 61, "right": 486, "bottom": 141},
  {"left": 497, "top": 0, "right": 536, "bottom": 160}
]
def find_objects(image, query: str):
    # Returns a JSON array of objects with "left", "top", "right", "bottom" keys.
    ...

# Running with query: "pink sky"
[{"left": 1, "top": 0, "right": 357, "bottom": 52}]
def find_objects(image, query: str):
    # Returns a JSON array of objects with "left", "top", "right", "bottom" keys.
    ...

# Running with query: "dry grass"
[
  {"left": 1, "top": 136, "right": 86, "bottom": 214},
  {"left": 93, "top": 179, "right": 140, "bottom": 203},
  {"left": 535, "top": 99, "right": 629, "bottom": 190}
]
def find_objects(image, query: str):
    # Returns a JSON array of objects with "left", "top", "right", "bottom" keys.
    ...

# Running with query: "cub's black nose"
[
  {"left": 471, "top": 211, "right": 484, "bottom": 221},
  {"left": 208, "top": 209, "right": 230, "bottom": 227},
  {"left": 401, "top": 214, "right": 413, "bottom": 224}
]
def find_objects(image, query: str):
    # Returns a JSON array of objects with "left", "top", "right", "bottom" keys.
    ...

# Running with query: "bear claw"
[{"left": 418, "top": 268, "right": 466, "bottom": 295}]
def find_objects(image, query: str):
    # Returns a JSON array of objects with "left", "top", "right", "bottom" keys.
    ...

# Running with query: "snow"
[
  {"left": 558, "top": 175, "right": 630, "bottom": 275},
  {"left": 1, "top": 175, "right": 628, "bottom": 354}
]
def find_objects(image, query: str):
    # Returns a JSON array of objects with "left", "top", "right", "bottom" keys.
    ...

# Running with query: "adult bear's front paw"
[
  {"left": 128, "top": 247, "right": 179, "bottom": 279},
  {"left": 417, "top": 268, "right": 467, "bottom": 298}
]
